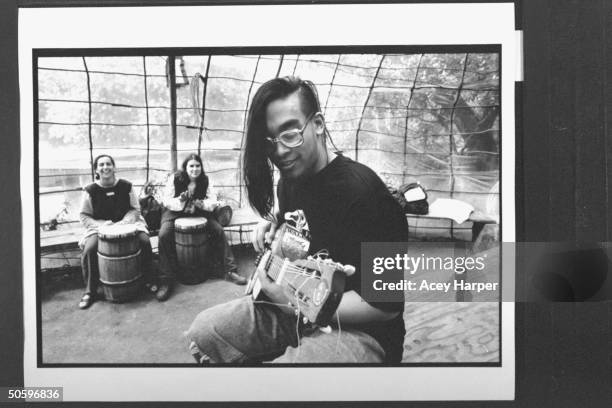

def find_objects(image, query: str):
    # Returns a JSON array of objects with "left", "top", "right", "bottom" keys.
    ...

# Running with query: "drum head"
[
  {"left": 98, "top": 223, "right": 138, "bottom": 239},
  {"left": 175, "top": 217, "right": 208, "bottom": 231}
]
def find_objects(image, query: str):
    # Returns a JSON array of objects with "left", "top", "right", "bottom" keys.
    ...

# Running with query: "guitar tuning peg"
[
  {"left": 343, "top": 265, "right": 356, "bottom": 276},
  {"left": 319, "top": 325, "right": 332, "bottom": 334},
  {"left": 302, "top": 316, "right": 309, "bottom": 324}
]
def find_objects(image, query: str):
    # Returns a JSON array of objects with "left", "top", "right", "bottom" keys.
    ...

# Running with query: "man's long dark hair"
[{"left": 243, "top": 76, "right": 323, "bottom": 218}]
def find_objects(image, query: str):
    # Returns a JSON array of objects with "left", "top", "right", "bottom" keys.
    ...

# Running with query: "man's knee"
[
  {"left": 185, "top": 308, "right": 221, "bottom": 350},
  {"left": 185, "top": 298, "right": 249, "bottom": 348}
]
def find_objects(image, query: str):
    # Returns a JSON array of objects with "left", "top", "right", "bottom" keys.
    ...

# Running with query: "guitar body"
[
  {"left": 291, "top": 257, "right": 347, "bottom": 326},
  {"left": 245, "top": 210, "right": 354, "bottom": 327},
  {"left": 247, "top": 250, "right": 348, "bottom": 326}
]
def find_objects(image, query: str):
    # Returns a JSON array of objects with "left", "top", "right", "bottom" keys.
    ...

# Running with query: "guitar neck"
[{"left": 264, "top": 254, "right": 289, "bottom": 282}]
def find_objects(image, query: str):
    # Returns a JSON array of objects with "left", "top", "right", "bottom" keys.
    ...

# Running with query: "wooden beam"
[
  {"left": 275, "top": 54, "right": 284, "bottom": 77},
  {"left": 448, "top": 53, "right": 470, "bottom": 201},
  {"left": 323, "top": 54, "right": 342, "bottom": 115},
  {"left": 402, "top": 54, "right": 424, "bottom": 185},
  {"left": 142, "top": 56, "right": 151, "bottom": 182},
  {"left": 168, "top": 55, "right": 178, "bottom": 172},
  {"left": 197, "top": 55, "right": 211, "bottom": 157},
  {"left": 354, "top": 55, "right": 385, "bottom": 161},
  {"left": 82, "top": 57, "right": 94, "bottom": 181}
]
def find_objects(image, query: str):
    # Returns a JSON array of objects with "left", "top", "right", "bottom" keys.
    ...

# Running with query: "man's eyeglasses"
[{"left": 265, "top": 112, "right": 317, "bottom": 151}]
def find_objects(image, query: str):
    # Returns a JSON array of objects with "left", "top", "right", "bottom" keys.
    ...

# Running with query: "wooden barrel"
[
  {"left": 175, "top": 217, "right": 211, "bottom": 284},
  {"left": 97, "top": 224, "right": 143, "bottom": 302}
]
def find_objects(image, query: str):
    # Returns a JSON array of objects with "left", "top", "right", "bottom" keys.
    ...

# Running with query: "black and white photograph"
[
  {"left": 18, "top": 3, "right": 516, "bottom": 401},
  {"left": 37, "top": 49, "right": 502, "bottom": 366},
  {"left": 6, "top": 0, "right": 612, "bottom": 406}
]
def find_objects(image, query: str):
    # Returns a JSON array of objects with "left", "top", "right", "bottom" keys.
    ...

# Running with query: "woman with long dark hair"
[
  {"left": 78, "top": 154, "right": 156, "bottom": 309},
  {"left": 157, "top": 153, "right": 246, "bottom": 300}
]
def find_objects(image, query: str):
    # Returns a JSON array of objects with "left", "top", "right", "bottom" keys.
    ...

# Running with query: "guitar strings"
[
  {"left": 335, "top": 309, "right": 342, "bottom": 354},
  {"left": 266, "top": 260, "right": 325, "bottom": 298},
  {"left": 289, "top": 266, "right": 334, "bottom": 363},
  {"left": 266, "top": 263, "right": 314, "bottom": 277},
  {"left": 291, "top": 271, "right": 316, "bottom": 306},
  {"left": 268, "top": 258, "right": 317, "bottom": 275},
  {"left": 283, "top": 255, "right": 339, "bottom": 362},
  {"left": 276, "top": 259, "right": 320, "bottom": 363},
  {"left": 256, "top": 252, "right": 342, "bottom": 362},
  {"left": 268, "top": 251, "right": 335, "bottom": 273},
  {"left": 267, "top": 258, "right": 320, "bottom": 293},
  {"left": 306, "top": 252, "right": 344, "bottom": 357},
  {"left": 251, "top": 299, "right": 295, "bottom": 310},
  {"left": 292, "top": 289, "right": 303, "bottom": 363}
]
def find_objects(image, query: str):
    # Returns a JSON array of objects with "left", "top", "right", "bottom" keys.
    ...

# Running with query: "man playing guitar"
[{"left": 186, "top": 77, "right": 408, "bottom": 364}]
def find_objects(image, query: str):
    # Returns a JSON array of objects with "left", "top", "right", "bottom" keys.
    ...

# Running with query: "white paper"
[
  {"left": 19, "top": 3, "right": 517, "bottom": 402},
  {"left": 428, "top": 198, "right": 476, "bottom": 224}
]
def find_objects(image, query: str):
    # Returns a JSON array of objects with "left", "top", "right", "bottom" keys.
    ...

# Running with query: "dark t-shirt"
[{"left": 278, "top": 154, "right": 408, "bottom": 363}]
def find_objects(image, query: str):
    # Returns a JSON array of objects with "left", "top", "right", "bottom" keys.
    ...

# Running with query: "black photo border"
[
  {"left": 33, "top": 43, "right": 503, "bottom": 369},
  {"left": 5, "top": 0, "right": 524, "bottom": 405}
]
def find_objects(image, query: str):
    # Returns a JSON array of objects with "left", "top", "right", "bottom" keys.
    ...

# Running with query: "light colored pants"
[{"left": 185, "top": 296, "right": 385, "bottom": 363}]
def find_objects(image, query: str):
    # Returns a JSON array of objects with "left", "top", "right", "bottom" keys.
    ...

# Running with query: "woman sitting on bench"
[
  {"left": 156, "top": 153, "right": 246, "bottom": 301},
  {"left": 78, "top": 154, "right": 158, "bottom": 309}
]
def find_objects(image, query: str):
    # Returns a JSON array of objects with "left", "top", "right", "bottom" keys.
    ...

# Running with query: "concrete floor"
[
  {"left": 41, "top": 245, "right": 256, "bottom": 364},
  {"left": 41, "top": 245, "right": 500, "bottom": 364}
]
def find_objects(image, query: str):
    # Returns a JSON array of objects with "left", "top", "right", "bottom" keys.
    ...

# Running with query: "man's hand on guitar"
[
  {"left": 256, "top": 266, "right": 293, "bottom": 314},
  {"left": 252, "top": 220, "right": 278, "bottom": 253}
]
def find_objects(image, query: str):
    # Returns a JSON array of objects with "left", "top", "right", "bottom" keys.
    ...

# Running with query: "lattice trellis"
[{"left": 37, "top": 53, "right": 500, "bottom": 232}]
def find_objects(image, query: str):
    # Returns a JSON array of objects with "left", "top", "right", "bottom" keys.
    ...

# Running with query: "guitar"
[
  {"left": 246, "top": 249, "right": 354, "bottom": 326},
  {"left": 245, "top": 210, "right": 355, "bottom": 326}
]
